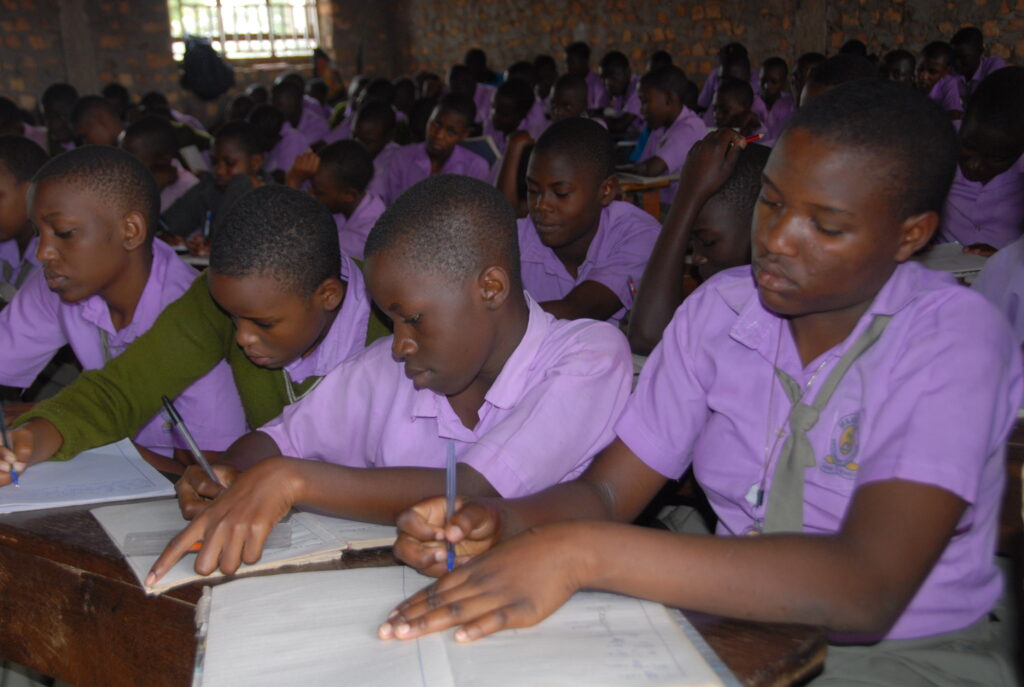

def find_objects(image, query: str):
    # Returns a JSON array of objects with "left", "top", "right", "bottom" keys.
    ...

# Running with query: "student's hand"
[
  {"left": 285, "top": 150, "right": 319, "bottom": 189},
  {"left": 379, "top": 522, "right": 586, "bottom": 642},
  {"left": 148, "top": 456, "right": 299, "bottom": 584},
  {"left": 675, "top": 128, "right": 747, "bottom": 209},
  {"left": 393, "top": 497, "right": 503, "bottom": 577},
  {"left": 175, "top": 463, "right": 239, "bottom": 519},
  {"left": 963, "top": 243, "right": 998, "bottom": 257},
  {"left": 157, "top": 230, "right": 185, "bottom": 247},
  {"left": 0, "top": 419, "right": 64, "bottom": 487},
  {"left": 186, "top": 235, "right": 211, "bottom": 257},
  {"left": 505, "top": 130, "right": 534, "bottom": 154}
]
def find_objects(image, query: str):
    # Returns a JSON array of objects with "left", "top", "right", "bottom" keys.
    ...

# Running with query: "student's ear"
[
  {"left": 476, "top": 265, "right": 511, "bottom": 311},
  {"left": 893, "top": 210, "right": 939, "bottom": 262},
  {"left": 597, "top": 174, "right": 618, "bottom": 207},
  {"left": 120, "top": 210, "right": 148, "bottom": 251},
  {"left": 313, "top": 276, "right": 346, "bottom": 311}
]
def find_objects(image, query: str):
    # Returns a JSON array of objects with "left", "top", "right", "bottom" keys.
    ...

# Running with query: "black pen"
[{"left": 161, "top": 395, "right": 223, "bottom": 487}]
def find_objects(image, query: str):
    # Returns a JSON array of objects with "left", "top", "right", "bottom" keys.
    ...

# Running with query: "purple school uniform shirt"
[
  {"left": 762, "top": 91, "right": 796, "bottom": 145},
  {"left": 280, "top": 253, "right": 373, "bottom": 386},
  {"left": 383, "top": 143, "right": 490, "bottom": 205},
  {"left": 518, "top": 200, "right": 661, "bottom": 324},
  {"left": 973, "top": 234, "right": 1024, "bottom": 347},
  {"left": 607, "top": 75, "right": 642, "bottom": 130},
  {"left": 585, "top": 71, "right": 607, "bottom": 110},
  {"left": 263, "top": 122, "right": 310, "bottom": 174},
  {"left": 697, "top": 70, "right": 761, "bottom": 113},
  {"left": 639, "top": 106, "right": 708, "bottom": 202},
  {"left": 21, "top": 124, "right": 48, "bottom": 150},
  {"left": 160, "top": 160, "right": 200, "bottom": 212},
  {"left": 615, "top": 261, "right": 1022, "bottom": 641},
  {"left": 323, "top": 114, "right": 352, "bottom": 145},
  {"left": 296, "top": 103, "right": 330, "bottom": 147},
  {"left": 0, "top": 235, "right": 40, "bottom": 302},
  {"left": 940, "top": 153, "right": 1024, "bottom": 249},
  {"left": 927, "top": 74, "right": 963, "bottom": 113},
  {"left": 0, "top": 241, "right": 247, "bottom": 453},
  {"left": 367, "top": 141, "right": 400, "bottom": 200},
  {"left": 171, "top": 109, "right": 206, "bottom": 133},
  {"left": 958, "top": 55, "right": 1007, "bottom": 102},
  {"left": 474, "top": 83, "right": 496, "bottom": 124},
  {"left": 333, "top": 192, "right": 385, "bottom": 261},
  {"left": 260, "top": 295, "right": 632, "bottom": 498}
]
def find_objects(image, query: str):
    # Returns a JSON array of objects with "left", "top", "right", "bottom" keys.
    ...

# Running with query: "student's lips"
[
  {"left": 244, "top": 350, "right": 275, "bottom": 366},
  {"left": 43, "top": 271, "right": 68, "bottom": 290},
  {"left": 753, "top": 262, "right": 796, "bottom": 291},
  {"left": 404, "top": 366, "right": 430, "bottom": 388}
]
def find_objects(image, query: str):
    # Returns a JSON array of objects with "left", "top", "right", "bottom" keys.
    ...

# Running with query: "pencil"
[
  {"left": 445, "top": 440, "right": 456, "bottom": 572},
  {"left": 0, "top": 406, "right": 17, "bottom": 487}
]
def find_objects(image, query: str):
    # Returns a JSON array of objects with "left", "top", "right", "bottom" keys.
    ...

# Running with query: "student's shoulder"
[
  {"left": 603, "top": 200, "right": 662, "bottom": 234},
  {"left": 896, "top": 261, "right": 1010, "bottom": 332},
  {"left": 662, "top": 266, "right": 756, "bottom": 340},
  {"left": 537, "top": 306, "right": 632, "bottom": 372}
]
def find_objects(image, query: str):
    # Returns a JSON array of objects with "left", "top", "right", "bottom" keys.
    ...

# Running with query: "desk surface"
[{"left": 0, "top": 502, "right": 826, "bottom": 687}]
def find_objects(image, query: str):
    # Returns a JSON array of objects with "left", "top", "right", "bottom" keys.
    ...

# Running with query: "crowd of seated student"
[{"left": 0, "top": 25, "right": 1022, "bottom": 686}]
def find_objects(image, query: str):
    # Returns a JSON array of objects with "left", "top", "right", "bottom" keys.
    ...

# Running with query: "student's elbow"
[
  {"left": 626, "top": 318, "right": 661, "bottom": 356},
  {"left": 809, "top": 564, "right": 910, "bottom": 635}
]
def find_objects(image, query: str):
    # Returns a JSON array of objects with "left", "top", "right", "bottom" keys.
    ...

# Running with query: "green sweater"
[{"left": 18, "top": 271, "right": 391, "bottom": 461}]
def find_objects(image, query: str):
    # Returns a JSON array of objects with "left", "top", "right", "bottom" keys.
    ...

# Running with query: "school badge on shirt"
[{"left": 822, "top": 411, "right": 860, "bottom": 479}]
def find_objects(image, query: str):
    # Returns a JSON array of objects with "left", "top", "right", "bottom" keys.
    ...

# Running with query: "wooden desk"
[
  {"left": 0, "top": 503, "right": 826, "bottom": 687},
  {"left": 618, "top": 178, "right": 670, "bottom": 221}
]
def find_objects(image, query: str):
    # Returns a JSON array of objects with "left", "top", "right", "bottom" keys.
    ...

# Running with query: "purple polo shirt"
[
  {"left": 160, "top": 160, "right": 200, "bottom": 212},
  {"left": 958, "top": 55, "right": 1007, "bottom": 102},
  {"left": 260, "top": 295, "right": 632, "bottom": 498},
  {"left": 383, "top": 143, "right": 490, "bottom": 205},
  {"left": 762, "top": 91, "right": 796, "bottom": 145},
  {"left": 171, "top": 109, "right": 206, "bottom": 133},
  {"left": 697, "top": 70, "right": 761, "bottom": 113},
  {"left": 280, "top": 253, "right": 373, "bottom": 386},
  {"left": 296, "top": 103, "right": 330, "bottom": 146},
  {"left": 483, "top": 116, "right": 530, "bottom": 155},
  {"left": 607, "top": 75, "right": 642, "bottom": 130},
  {"left": 323, "top": 115, "right": 352, "bottom": 145},
  {"left": 616, "top": 261, "right": 1022, "bottom": 641},
  {"left": 0, "top": 240, "right": 247, "bottom": 454},
  {"left": 22, "top": 124, "right": 48, "bottom": 150},
  {"left": 585, "top": 71, "right": 607, "bottom": 110},
  {"left": 928, "top": 74, "right": 963, "bottom": 113},
  {"left": 263, "top": 122, "right": 311, "bottom": 174},
  {"left": 639, "top": 106, "right": 708, "bottom": 202},
  {"left": 0, "top": 235, "right": 40, "bottom": 301},
  {"left": 333, "top": 192, "right": 385, "bottom": 261},
  {"left": 940, "top": 153, "right": 1024, "bottom": 249},
  {"left": 701, "top": 92, "right": 769, "bottom": 128},
  {"left": 524, "top": 100, "right": 549, "bottom": 139},
  {"left": 517, "top": 200, "right": 661, "bottom": 324},
  {"left": 367, "top": 141, "right": 400, "bottom": 201},
  {"left": 474, "top": 83, "right": 496, "bottom": 124},
  {"left": 973, "top": 234, "right": 1024, "bottom": 347}
]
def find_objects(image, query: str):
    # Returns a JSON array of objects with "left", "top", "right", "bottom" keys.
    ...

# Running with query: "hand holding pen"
[{"left": 0, "top": 409, "right": 21, "bottom": 487}]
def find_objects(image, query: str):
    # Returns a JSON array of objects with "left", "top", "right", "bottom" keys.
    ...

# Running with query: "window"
[{"left": 168, "top": 0, "right": 322, "bottom": 61}]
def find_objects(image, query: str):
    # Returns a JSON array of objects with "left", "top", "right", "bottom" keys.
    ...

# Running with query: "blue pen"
[
  {"left": 0, "top": 408, "right": 17, "bottom": 487},
  {"left": 445, "top": 440, "right": 456, "bottom": 572}
]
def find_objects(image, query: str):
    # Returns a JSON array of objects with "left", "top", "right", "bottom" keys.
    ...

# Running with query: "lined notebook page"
[{"left": 198, "top": 566, "right": 724, "bottom": 687}]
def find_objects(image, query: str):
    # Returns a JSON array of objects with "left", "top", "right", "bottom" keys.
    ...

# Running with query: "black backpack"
[{"left": 180, "top": 35, "right": 235, "bottom": 101}]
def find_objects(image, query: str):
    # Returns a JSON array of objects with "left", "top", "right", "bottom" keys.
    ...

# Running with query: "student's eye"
[
  {"left": 757, "top": 194, "right": 782, "bottom": 209},
  {"left": 402, "top": 313, "right": 422, "bottom": 327},
  {"left": 554, "top": 190, "right": 570, "bottom": 199},
  {"left": 813, "top": 221, "right": 842, "bottom": 237},
  {"left": 54, "top": 228, "right": 75, "bottom": 239},
  {"left": 253, "top": 320, "right": 274, "bottom": 329}
]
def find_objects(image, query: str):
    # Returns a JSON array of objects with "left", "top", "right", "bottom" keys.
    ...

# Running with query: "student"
[
  {"left": 791, "top": 52, "right": 826, "bottom": 107},
  {"left": 286, "top": 141, "right": 383, "bottom": 260},
  {"left": 939, "top": 66, "right": 1024, "bottom": 252},
  {"left": 0, "top": 146, "right": 245, "bottom": 474},
  {"left": 227, "top": 94, "right": 255, "bottom": 122},
  {"left": 917, "top": 41, "right": 962, "bottom": 118},
  {"left": 696, "top": 43, "right": 758, "bottom": 118},
  {"left": 839, "top": 39, "right": 869, "bottom": 58},
  {"left": 800, "top": 54, "right": 877, "bottom": 107},
  {"left": 483, "top": 79, "right": 539, "bottom": 154},
  {"left": 881, "top": 49, "right": 916, "bottom": 85},
  {"left": 447, "top": 64, "right": 492, "bottom": 128},
  {"left": 599, "top": 51, "right": 642, "bottom": 134},
  {"left": 383, "top": 94, "right": 489, "bottom": 204},
  {"left": 40, "top": 83, "right": 79, "bottom": 155},
  {"left": 565, "top": 41, "right": 606, "bottom": 111},
  {"left": 4, "top": 185, "right": 380, "bottom": 475},
  {"left": 759, "top": 57, "right": 795, "bottom": 144},
  {"left": 620, "top": 65, "right": 707, "bottom": 203},
  {"left": 272, "top": 78, "right": 329, "bottom": 148},
  {"left": 701, "top": 51, "right": 768, "bottom": 127},
  {"left": 141, "top": 91, "right": 207, "bottom": 134},
  {"left": 328, "top": 78, "right": 403, "bottom": 143},
  {"left": 548, "top": 74, "right": 594, "bottom": 123},
  {"left": 465, "top": 48, "right": 501, "bottom": 86},
  {"left": 248, "top": 103, "right": 309, "bottom": 183},
  {"left": 393, "top": 77, "right": 416, "bottom": 119},
  {"left": 70, "top": 96, "right": 124, "bottom": 146},
  {"left": 0, "top": 136, "right": 48, "bottom": 304},
  {"left": 102, "top": 82, "right": 137, "bottom": 123},
  {"left": 349, "top": 100, "right": 399, "bottom": 200},
  {"left": 505, "top": 61, "right": 548, "bottom": 139},
  {"left": 145, "top": 174, "right": 632, "bottom": 582},
  {"left": 407, "top": 97, "right": 437, "bottom": 144},
  {"left": 120, "top": 115, "right": 199, "bottom": 212},
  {"left": 951, "top": 26, "right": 1007, "bottom": 103},
  {"left": 711, "top": 78, "right": 765, "bottom": 139},
  {"left": 0, "top": 97, "right": 48, "bottom": 150},
  {"left": 628, "top": 130, "right": 770, "bottom": 355},
  {"left": 518, "top": 118, "right": 660, "bottom": 324},
  {"left": 647, "top": 50, "right": 673, "bottom": 73},
  {"left": 533, "top": 54, "right": 558, "bottom": 115},
  {"left": 381, "top": 81, "right": 1022, "bottom": 687}
]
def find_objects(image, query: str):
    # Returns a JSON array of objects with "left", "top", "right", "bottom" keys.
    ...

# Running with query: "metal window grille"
[{"left": 168, "top": 0, "right": 320, "bottom": 61}]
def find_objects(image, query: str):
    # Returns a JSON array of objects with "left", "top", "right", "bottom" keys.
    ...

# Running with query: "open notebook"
[
  {"left": 0, "top": 439, "right": 174, "bottom": 514},
  {"left": 91, "top": 498, "right": 396, "bottom": 595},
  {"left": 616, "top": 171, "right": 681, "bottom": 186},
  {"left": 194, "top": 566, "right": 726, "bottom": 687}
]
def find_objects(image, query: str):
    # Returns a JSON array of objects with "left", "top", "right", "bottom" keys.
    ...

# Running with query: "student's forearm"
[
  {"left": 495, "top": 140, "right": 530, "bottom": 212},
  {"left": 636, "top": 156, "right": 668, "bottom": 177},
  {"left": 540, "top": 281, "right": 622, "bottom": 321},
  {"left": 223, "top": 431, "right": 281, "bottom": 471}
]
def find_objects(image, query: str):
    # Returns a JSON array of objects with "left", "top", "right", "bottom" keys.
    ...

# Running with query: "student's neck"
[
  {"left": 300, "top": 305, "right": 342, "bottom": 359},
  {"left": 341, "top": 191, "right": 365, "bottom": 219},
  {"left": 103, "top": 249, "right": 155, "bottom": 332},
  {"left": 763, "top": 92, "right": 778, "bottom": 108},
  {"left": 553, "top": 218, "right": 602, "bottom": 278},
  {"left": 428, "top": 147, "right": 455, "bottom": 174},
  {"left": 662, "top": 104, "right": 683, "bottom": 128},
  {"left": 788, "top": 300, "right": 875, "bottom": 368},
  {"left": 447, "top": 297, "right": 531, "bottom": 430}
]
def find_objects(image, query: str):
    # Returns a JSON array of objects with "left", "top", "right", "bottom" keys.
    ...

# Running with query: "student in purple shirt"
[
  {"left": 383, "top": 94, "right": 489, "bottom": 204},
  {"left": 917, "top": 41, "right": 963, "bottom": 119},
  {"left": 697, "top": 42, "right": 757, "bottom": 116},
  {"left": 146, "top": 175, "right": 632, "bottom": 584},
  {"left": 701, "top": 51, "right": 768, "bottom": 128},
  {"left": 791, "top": 52, "right": 826, "bottom": 107},
  {"left": 519, "top": 118, "right": 660, "bottom": 324},
  {"left": 248, "top": 104, "right": 310, "bottom": 184},
  {"left": 120, "top": 116, "right": 199, "bottom": 213},
  {"left": 799, "top": 54, "right": 878, "bottom": 107},
  {"left": 759, "top": 57, "right": 796, "bottom": 144},
  {"left": 483, "top": 79, "right": 537, "bottom": 154},
  {"left": 951, "top": 26, "right": 1008, "bottom": 104},
  {"left": 272, "top": 78, "right": 328, "bottom": 148},
  {"left": 711, "top": 78, "right": 766, "bottom": 139},
  {"left": 383, "top": 81, "right": 1021, "bottom": 685},
  {"left": 565, "top": 41, "right": 607, "bottom": 111},
  {"left": 881, "top": 49, "right": 916, "bottom": 86},
  {"left": 0, "top": 146, "right": 245, "bottom": 467},
  {"left": 0, "top": 136, "right": 46, "bottom": 305},
  {"left": 599, "top": 51, "right": 642, "bottom": 134},
  {"left": 939, "top": 66, "right": 1024, "bottom": 252}
]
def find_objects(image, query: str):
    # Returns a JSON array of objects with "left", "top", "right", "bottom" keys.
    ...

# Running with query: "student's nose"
[
  {"left": 391, "top": 331, "right": 418, "bottom": 360},
  {"left": 234, "top": 322, "right": 260, "bottom": 348},
  {"left": 35, "top": 232, "right": 57, "bottom": 263},
  {"left": 755, "top": 213, "right": 799, "bottom": 257}
]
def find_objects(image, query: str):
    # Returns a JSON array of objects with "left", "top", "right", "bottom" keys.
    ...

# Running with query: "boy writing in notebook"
[
  {"left": 382, "top": 80, "right": 1022, "bottom": 686},
  {"left": 0, "top": 146, "right": 245, "bottom": 480},
  {"left": 0, "top": 136, "right": 48, "bottom": 305},
  {"left": 146, "top": 174, "right": 632, "bottom": 582},
  {"left": 3, "top": 185, "right": 381, "bottom": 475},
  {"left": 518, "top": 118, "right": 660, "bottom": 324}
]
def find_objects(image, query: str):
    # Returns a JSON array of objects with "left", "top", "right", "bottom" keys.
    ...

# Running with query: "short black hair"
[
  {"left": 951, "top": 26, "right": 983, "bottom": 49},
  {"left": 506, "top": 61, "right": 536, "bottom": 85},
  {"left": 962, "top": 66, "right": 1024, "bottom": 146},
  {"left": 0, "top": 135, "right": 49, "bottom": 183},
  {"left": 307, "top": 77, "right": 328, "bottom": 101},
  {"left": 355, "top": 99, "right": 396, "bottom": 135},
  {"left": 409, "top": 97, "right": 438, "bottom": 141},
  {"left": 122, "top": 115, "right": 179, "bottom": 159},
  {"left": 882, "top": 49, "right": 915, "bottom": 77},
  {"left": 465, "top": 48, "right": 487, "bottom": 68},
  {"left": 271, "top": 79, "right": 303, "bottom": 102},
  {"left": 648, "top": 50, "right": 673, "bottom": 70},
  {"left": 796, "top": 52, "right": 827, "bottom": 71},
  {"left": 247, "top": 103, "right": 285, "bottom": 148},
  {"left": 214, "top": 121, "right": 262, "bottom": 157},
  {"left": 0, "top": 97, "right": 24, "bottom": 131},
  {"left": 600, "top": 50, "right": 630, "bottom": 72},
  {"left": 275, "top": 71, "right": 305, "bottom": 90},
  {"left": 922, "top": 41, "right": 955, "bottom": 65},
  {"left": 533, "top": 54, "right": 556, "bottom": 72},
  {"left": 436, "top": 92, "right": 476, "bottom": 128},
  {"left": 554, "top": 74, "right": 588, "bottom": 101},
  {"left": 102, "top": 82, "right": 131, "bottom": 108},
  {"left": 710, "top": 142, "right": 770, "bottom": 216},
  {"left": 566, "top": 41, "right": 591, "bottom": 62},
  {"left": 717, "top": 77, "right": 753, "bottom": 110},
  {"left": 210, "top": 185, "right": 340, "bottom": 295},
  {"left": 762, "top": 57, "right": 788, "bottom": 76},
  {"left": 41, "top": 83, "right": 78, "bottom": 112},
  {"left": 365, "top": 174, "right": 520, "bottom": 289},
  {"left": 318, "top": 140, "right": 374, "bottom": 193},
  {"left": 140, "top": 91, "right": 172, "bottom": 119},
  {"left": 785, "top": 79, "right": 958, "bottom": 218},
  {"left": 640, "top": 65, "right": 689, "bottom": 101},
  {"left": 495, "top": 79, "right": 535, "bottom": 118},
  {"left": 808, "top": 54, "right": 877, "bottom": 87},
  {"left": 70, "top": 95, "right": 119, "bottom": 125},
  {"left": 532, "top": 117, "right": 615, "bottom": 181},
  {"left": 362, "top": 78, "right": 397, "bottom": 107},
  {"left": 32, "top": 145, "right": 160, "bottom": 238},
  {"left": 839, "top": 39, "right": 868, "bottom": 57}
]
